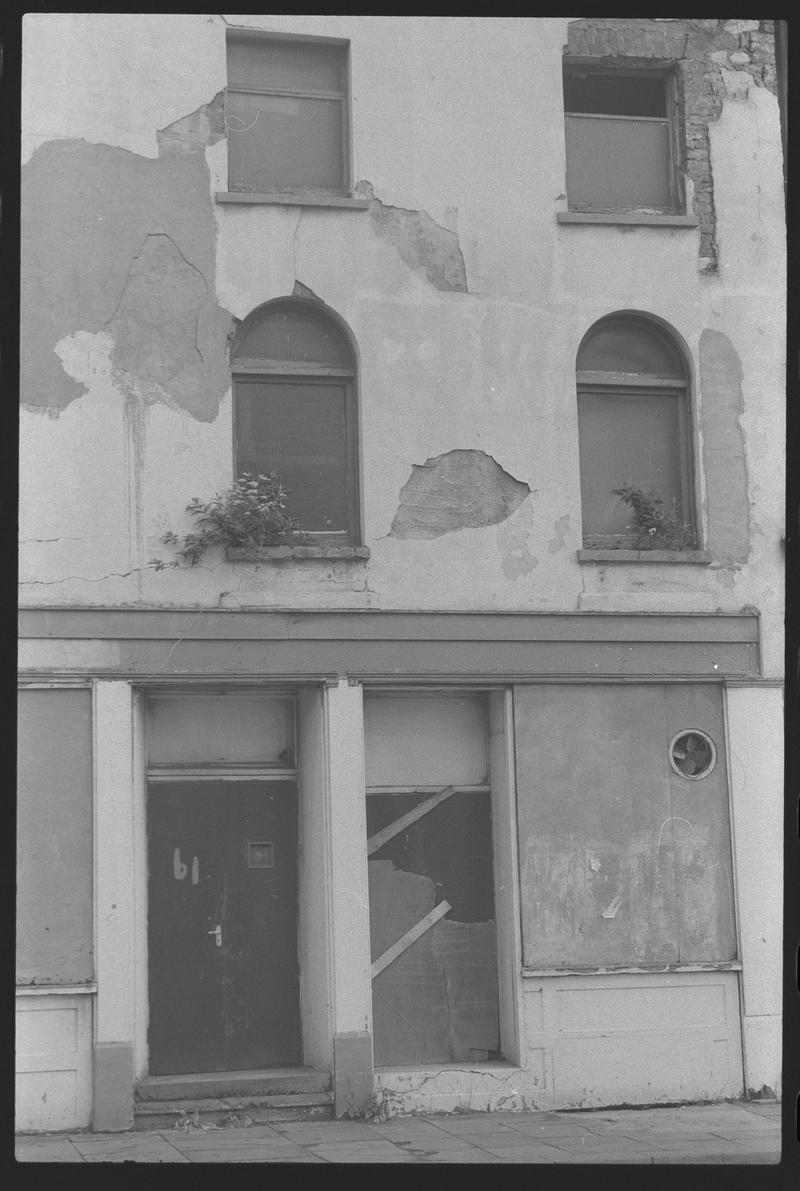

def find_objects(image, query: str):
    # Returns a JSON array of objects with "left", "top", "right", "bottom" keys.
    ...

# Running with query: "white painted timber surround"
[
  {"left": 725, "top": 684, "right": 783, "bottom": 1097},
  {"left": 93, "top": 682, "right": 137, "bottom": 1049},
  {"left": 15, "top": 990, "right": 93, "bottom": 1132},
  {"left": 326, "top": 680, "right": 373, "bottom": 1036}
]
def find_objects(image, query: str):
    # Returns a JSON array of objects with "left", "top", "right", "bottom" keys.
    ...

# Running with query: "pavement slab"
[
  {"left": 418, "top": 1149, "right": 531, "bottom": 1163},
  {"left": 15, "top": 1138, "right": 83, "bottom": 1163},
  {"left": 71, "top": 1138, "right": 189, "bottom": 1162},
  {"left": 166, "top": 1131, "right": 292, "bottom": 1148},
  {"left": 273, "top": 1121, "right": 382, "bottom": 1140},
  {"left": 182, "top": 1149, "right": 326, "bottom": 1163},
  {"left": 15, "top": 1102, "right": 784, "bottom": 1164}
]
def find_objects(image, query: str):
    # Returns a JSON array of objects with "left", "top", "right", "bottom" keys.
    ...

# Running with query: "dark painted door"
[{"left": 148, "top": 780, "right": 299, "bottom": 1075}]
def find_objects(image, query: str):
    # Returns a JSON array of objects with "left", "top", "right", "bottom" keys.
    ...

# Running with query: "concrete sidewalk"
[{"left": 15, "top": 1100, "right": 781, "bottom": 1165}]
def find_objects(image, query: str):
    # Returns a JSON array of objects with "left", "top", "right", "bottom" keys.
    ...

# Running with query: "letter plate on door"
[{"left": 247, "top": 841, "right": 274, "bottom": 868}]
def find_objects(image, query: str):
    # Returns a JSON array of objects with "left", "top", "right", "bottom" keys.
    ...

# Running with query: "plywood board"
[
  {"left": 514, "top": 684, "right": 735, "bottom": 969},
  {"left": 16, "top": 690, "right": 93, "bottom": 984},
  {"left": 664, "top": 685, "right": 736, "bottom": 961}
]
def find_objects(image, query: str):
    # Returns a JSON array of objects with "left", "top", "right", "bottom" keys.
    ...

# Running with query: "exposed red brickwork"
[{"left": 565, "top": 19, "right": 777, "bottom": 271}]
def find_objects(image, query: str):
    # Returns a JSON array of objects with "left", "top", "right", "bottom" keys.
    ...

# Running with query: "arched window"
[
  {"left": 576, "top": 314, "right": 696, "bottom": 549},
  {"left": 231, "top": 299, "right": 360, "bottom": 543}
]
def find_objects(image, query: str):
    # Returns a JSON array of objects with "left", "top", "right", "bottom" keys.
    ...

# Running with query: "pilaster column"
[
  {"left": 325, "top": 678, "right": 373, "bottom": 1115},
  {"left": 92, "top": 680, "right": 136, "bottom": 1130},
  {"left": 725, "top": 683, "right": 783, "bottom": 1099}
]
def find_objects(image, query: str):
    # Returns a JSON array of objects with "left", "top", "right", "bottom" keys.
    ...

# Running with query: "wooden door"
[{"left": 147, "top": 780, "right": 299, "bottom": 1075}]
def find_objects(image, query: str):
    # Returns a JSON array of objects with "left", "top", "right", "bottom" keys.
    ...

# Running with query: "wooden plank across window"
[
  {"left": 370, "top": 901, "right": 452, "bottom": 979},
  {"left": 366, "top": 786, "right": 456, "bottom": 855}
]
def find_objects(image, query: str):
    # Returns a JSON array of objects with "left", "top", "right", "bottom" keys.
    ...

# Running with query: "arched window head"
[
  {"left": 231, "top": 299, "right": 359, "bottom": 543},
  {"left": 576, "top": 314, "right": 696, "bottom": 550}
]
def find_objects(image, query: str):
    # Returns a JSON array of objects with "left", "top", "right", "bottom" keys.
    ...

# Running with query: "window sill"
[
  {"left": 216, "top": 191, "right": 370, "bottom": 210},
  {"left": 557, "top": 211, "right": 699, "bottom": 227},
  {"left": 578, "top": 548, "right": 712, "bottom": 565},
  {"left": 226, "top": 544, "right": 370, "bottom": 562},
  {"left": 522, "top": 961, "right": 741, "bottom": 977}
]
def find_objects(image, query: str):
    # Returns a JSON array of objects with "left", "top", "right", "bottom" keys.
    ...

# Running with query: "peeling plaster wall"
[
  {"left": 18, "top": 11, "right": 784, "bottom": 1123},
  {"left": 19, "top": 14, "right": 784, "bottom": 674},
  {"left": 565, "top": 18, "right": 778, "bottom": 272},
  {"left": 390, "top": 450, "right": 529, "bottom": 539}
]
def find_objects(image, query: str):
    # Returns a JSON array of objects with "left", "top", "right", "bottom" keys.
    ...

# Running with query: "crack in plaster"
[{"left": 21, "top": 569, "right": 144, "bottom": 585}]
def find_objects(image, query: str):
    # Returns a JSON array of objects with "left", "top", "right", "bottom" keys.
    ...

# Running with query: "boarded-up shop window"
[
  {"left": 563, "top": 66, "right": 681, "bottom": 213},
  {"left": 226, "top": 32, "right": 350, "bottom": 195},
  {"left": 364, "top": 694, "right": 500, "bottom": 1067},
  {"left": 513, "top": 683, "right": 736, "bottom": 970},
  {"left": 232, "top": 299, "right": 360, "bottom": 543},
  {"left": 16, "top": 689, "right": 93, "bottom": 985},
  {"left": 576, "top": 314, "right": 696, "bottom": 548}
]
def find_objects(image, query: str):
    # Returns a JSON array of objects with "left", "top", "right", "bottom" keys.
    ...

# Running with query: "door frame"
[{"left": 131, "top": 684, "right": 303, "bottom": 1081}]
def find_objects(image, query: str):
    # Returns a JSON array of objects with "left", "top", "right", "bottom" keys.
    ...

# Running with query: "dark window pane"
[
  {"left": 233, "top": 308, "right": 352, "bottom": 368},
  {"left": 236, "top": 380, "right": 349, "bottom": 533},
  {"left": 578, "top": 320, "right": 685, "bottom": 376},
  {"left": 565, "top": 114, "right": 672, "bottom": 210},
  {"left": 578, "top": 390, "right": 685, "bottom": 535},
  {"left": 227, "top": 37, "right": 344, "bottom": 94},
  {"left": 227, "top": 92, "right": 344, "bottom": 193},
  {"left": 564, "top": 70, "right": 667, "bottom": 117}
]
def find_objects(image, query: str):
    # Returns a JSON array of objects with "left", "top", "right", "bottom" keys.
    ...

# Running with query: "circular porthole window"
[{"left": 669, "top": 730, "right": 717, "bottom": 780}]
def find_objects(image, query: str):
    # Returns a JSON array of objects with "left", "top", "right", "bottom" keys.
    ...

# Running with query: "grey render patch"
[
  {"left": 108, "top": 233, "right": 209, "bottom": 403},
  {"left": 698, "top": 329, "right": 750, "bottom": 566},
  {"left": 156, "top": 91, "right": 226, "bottom": 156},
  {"left": 390, "top": 450, "right": 530, "bottom": 540},
  {"left": 357, "top": 181, "right": 468, "bottom": 292},
  {"left": 21, "top": 93, "right": 234, "bottom": 419}
]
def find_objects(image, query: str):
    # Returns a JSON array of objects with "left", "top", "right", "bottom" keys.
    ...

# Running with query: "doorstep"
[{"left": 134, "top": 1067, "right": 333, "bottom": 1130}]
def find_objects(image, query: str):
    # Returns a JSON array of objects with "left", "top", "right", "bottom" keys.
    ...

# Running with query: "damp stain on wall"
[
  {"left": 21, "top": 94, "right": 235, "bottom": 420},
  {"left": 390, "top": 449, "right": 531, "bottom": 540},
  {"left": 548, "top": 514, "right": 571, "bottom": 555},
  {"left": 699, "top": 328, "right": 750, "bottom": 566}
]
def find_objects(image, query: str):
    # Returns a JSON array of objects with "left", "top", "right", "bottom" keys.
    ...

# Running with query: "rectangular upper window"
[
  {"left": 226, "top": 32, "right": 350, "bottom": 196},
  {"left": 563, "top": 64, "right": 681, "bottom": 214}
]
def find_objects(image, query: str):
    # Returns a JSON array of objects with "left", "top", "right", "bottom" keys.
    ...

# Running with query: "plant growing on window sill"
[
  {"left": 605, "top": 484, "right": 697, "bottom": 552},
  {"left": 151, "top": 472, "right": 306, "bottom": 570}
]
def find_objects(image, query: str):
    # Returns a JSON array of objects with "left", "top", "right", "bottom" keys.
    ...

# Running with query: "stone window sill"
[
  {"left": 216, "top": 192, "right": 370, "bottom": 210},
  {"left": 578, "top": 548, "right": 712, "bottom": 565},
  {"left": 557, "top": 211, "right": 699, "bottom": 228},
  {"left": 226, "top": 544, "right": 370, "bottom": 562}
]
